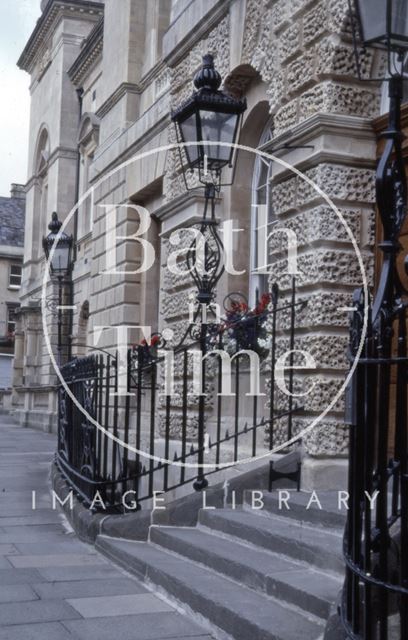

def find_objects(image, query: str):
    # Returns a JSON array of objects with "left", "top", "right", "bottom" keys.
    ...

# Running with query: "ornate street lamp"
[
  {"left": 171, "top": 54, "right": 246, "bottom": 490},
  {"left": 43, "top": 211, "right": 73, "bottom": 277},
  {"left": 172, "top": 53, "right": 246, "bottom": 189},
  {"left": 171, "top": 54, "right": 246, "bottom": 306},
  {"left": 43, "top": 212, "right": 73, "bottom": 364},
  {"left": 348, "top": 0, "right": 408, "bottom": 308},
  {"left": 349, "top": 0, "right": 408, "bottom": 76},
  {"left": 354, "top": 0, "right": 408, "bottom": 47}
]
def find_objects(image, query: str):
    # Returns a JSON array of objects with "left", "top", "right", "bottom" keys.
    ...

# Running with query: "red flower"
[{"left": 255, "top": 293, "right": 271, "bottom": 315}]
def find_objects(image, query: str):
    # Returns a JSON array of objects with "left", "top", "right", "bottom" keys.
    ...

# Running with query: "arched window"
[
  {"left": 249, "top": 120, "right": 274, "bottom": 304},
  {"left": 78, "top": 114, "right": 99, "bottom": 237},
  {"left": 33, "top": 127, "right": 50, "bottom": 252}
]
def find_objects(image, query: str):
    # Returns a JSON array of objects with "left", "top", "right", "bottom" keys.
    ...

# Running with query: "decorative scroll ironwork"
[{"left": 186, "top": 184, "right": 224, "bottom": 305}]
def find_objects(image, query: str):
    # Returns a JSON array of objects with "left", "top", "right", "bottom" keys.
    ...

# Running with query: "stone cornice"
[
  {"left": 68, "top": 17, "right": 103, "bottom": 85},
  {"left": 13, "top": 384, "right": 57, "bottom": 392},
  {"left": 95, "top": 82, "right": 141, "bottom": 118},
  {"left": 48, "top": 146, "right": 78, "bottom": 164},
  {"left": 260, "top": 113, "right": 377, "bottom": 183},
  {"left": 0, "top": 249, "right": 23, "bottom": 260},
  {"left": 95, "top": 60, "right": 169, "bottom": 121},
  {"left": 163, "top": 0, "right": 231, "bottom": 67},
  {"left": 263, "top": 113, "right": 376, "bottom": 154},
  {"left": 154, "top": 190, "right": 222, "bottom": 226},
  {"left": 25, "top": 146, "right": 78, "bottom": 188},
  {"left": 18, "top": 0, "right": 104, "bottom": 73},
  {"left": 139, "top": 60, "right": 166, "bottom": 93},
  {"left": 91, "top": 112, "right": 169, "bottom": 183}
]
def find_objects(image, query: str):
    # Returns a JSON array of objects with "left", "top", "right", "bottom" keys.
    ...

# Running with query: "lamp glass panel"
[
  {"left": 199, "top": 110, "right": 238, "bottom": 167},
  {"left": 357, "top": 0, "right": 386, "bottom": 42},
  {"left": 51, "top": 245, "right": 70, "bottom": 274},
  {"left": 392, "top": 0, "right": 408, "bottom": 42},
  {"left": 179, "top": 113, "right": 199, "bottom": 166}
]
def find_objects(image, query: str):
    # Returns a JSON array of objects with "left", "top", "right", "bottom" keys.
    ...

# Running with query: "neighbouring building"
[
  {"left": 13, "top": 0, "right": 390, "bottom": 490},
  {"left": 0, "top": 184, "right": 25, "bottom": 405}
]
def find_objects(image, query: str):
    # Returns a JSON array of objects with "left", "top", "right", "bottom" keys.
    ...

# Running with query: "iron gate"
[{"left": 55, "top": 281, "right": 303, "bottom": 511}]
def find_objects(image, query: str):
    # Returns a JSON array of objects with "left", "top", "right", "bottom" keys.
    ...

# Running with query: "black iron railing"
[
  {"left": 341, "top": 76, "right": 408, "bottom": 639},
  {"left": 56, "top": 281, "right": 303, "bottom": 511},
  {"left": 342, "top": 288, "right": 408, "bottom": 639}
]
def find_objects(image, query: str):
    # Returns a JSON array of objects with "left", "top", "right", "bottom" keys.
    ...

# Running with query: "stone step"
[
  {"left": 198, "top": 508, "right": 344, "bottom": 574},
  {"left": 150, "top": 525, "right": 342, "bottom": 619},
  {"left": 242, "top": 490, "right": 347, "bottom": 530},
  {"left": 96, "top": 535, "right": 324, "bottom": 640}
]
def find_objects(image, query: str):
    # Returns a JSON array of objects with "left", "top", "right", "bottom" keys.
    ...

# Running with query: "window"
[
  {"left": 7, "top": 304, "right": 19, "bottom": 335},
  {"left": 9, "top": 264, "right": 22, "bottom": 289},
  {"left": 250, "top": 121, "right": 274, "bottom": 304},
  {"left": 34, "top": 127, "right": 50, "bottom": 254},
  {"left": 78, "top": 115, "right": 100, "bottom": 238}
]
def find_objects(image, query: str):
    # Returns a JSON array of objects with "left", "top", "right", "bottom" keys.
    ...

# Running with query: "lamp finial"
[
  {"left": 48, "top": 212, "right": 62, "bottom": 233},
  {"left": 193, "top": 54, "right": 221, "bottom": 91}
]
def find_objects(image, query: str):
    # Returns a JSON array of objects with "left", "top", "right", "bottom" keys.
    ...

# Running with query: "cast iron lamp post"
[
  {"left": 349, "top": 0, "right": 408, "bottom": 315},
  {"left": 343, "top": 3, "right": 408, "bottom": 639},
  {"left": 43, "top": 212, "right": 73, "bottom": 365},
  {"left": 171, "top": 54, "right": 246, "bottom": 490}
]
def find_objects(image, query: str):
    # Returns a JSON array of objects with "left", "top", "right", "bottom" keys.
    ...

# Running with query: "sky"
[{"left": 0, "top": 0, "right": 42, "bottom": 197}]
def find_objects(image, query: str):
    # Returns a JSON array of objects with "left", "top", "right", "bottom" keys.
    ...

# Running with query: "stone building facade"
[
  {"left": 13, "top": 0, "right": 385, "bottom": 488},
  {"left": 0, "top": 184, "right": 25, "bottom": 396}
]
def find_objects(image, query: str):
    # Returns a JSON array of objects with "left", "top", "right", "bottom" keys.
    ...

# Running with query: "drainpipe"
[
  {"left": 68, "top": 86, "right": 84, "bottom": 361},
  {"left": 73, "top": 87, "right": 84, "bottom": 264}
]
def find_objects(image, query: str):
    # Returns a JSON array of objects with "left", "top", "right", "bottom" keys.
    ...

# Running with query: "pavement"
[{"left": 0, "top": 417, "right": 214, "bottom": 640}]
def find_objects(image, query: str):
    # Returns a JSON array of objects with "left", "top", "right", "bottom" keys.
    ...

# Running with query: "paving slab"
[
  {"left": 0, "top": 622, "right": 74, "bottom": 640},
  {"left": 67, "top": 593, "right": 174, "bottom": 618},
  {"left": 8, "top": 553, "right": 107, "bottom": 569},
  {"left": 32, "top": 577, "right": 147, "bottom": 600},
  {"left": 0, "top": 545, "right": 17, "bottom": 555},
  {"left": 0, "top": 585, "right": 38, "bottom": 604},
  {"left": 0, "top": 600, "right": 80, "bottom": 626},
  {"left": 37, "top": 564, "right": 126, "bottom": 582},
  {"left": 0, "top": 524, "right": 64, "bottom": 535},
  {"left": 14, "top": 540, "right": 95, "bottom": 555},
  {"left": 0, "top": 420, "right": 214, "bottom": 640},
  {"left": 0, "top": 569, "right": 45, "bottom": 585},
  {"left": 62, "top": 611, "right": 212, "bottom": 640},
  {"left": 0, "top": 557, "right": 12, "bottom": 568},
  {"left": 0, "top": 530, "right": 68, "bottom": 544},
  {"left": 0, "top": 515, "right": 61, "bottom": 527}
]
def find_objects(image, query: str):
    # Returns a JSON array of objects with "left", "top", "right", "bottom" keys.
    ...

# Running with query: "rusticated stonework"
[
  {"left": 272, "top": 164, "right": 375, "bottom": 216},
  {"left": 158, "top": 0, "right": 382, "bottom": 460}
]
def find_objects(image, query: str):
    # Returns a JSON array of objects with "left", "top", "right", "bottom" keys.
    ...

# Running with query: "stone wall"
[
  {"left": 14, "top": 0, "right": 384, "bottom": 486},
  {"left": 157, "top": 0, "right": 381, "bottom": 485}
]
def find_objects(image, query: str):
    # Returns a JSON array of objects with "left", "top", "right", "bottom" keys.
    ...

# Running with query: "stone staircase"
[{"left": 96, "top": 491, "right": 346, "bottom": 640}]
